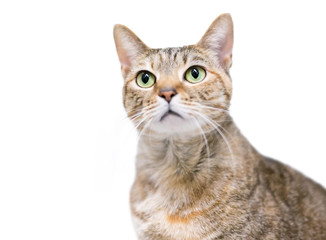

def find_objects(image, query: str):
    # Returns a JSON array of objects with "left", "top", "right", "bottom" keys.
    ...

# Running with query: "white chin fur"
[
  {"left": 151, "top": 114, "right": 197, "bottom": 135},
  {"left": 149, "top": 96, "right": 198, "bottom": 135}
]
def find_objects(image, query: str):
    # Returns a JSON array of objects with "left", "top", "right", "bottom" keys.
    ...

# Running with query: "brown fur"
[{"left": 114, "top": 14, "right": 326, "bottom": 239}]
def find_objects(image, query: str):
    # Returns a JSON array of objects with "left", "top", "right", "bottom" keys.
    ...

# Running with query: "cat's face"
[{"left": 114, "top": 14, "right": 233, "bottom": 136}]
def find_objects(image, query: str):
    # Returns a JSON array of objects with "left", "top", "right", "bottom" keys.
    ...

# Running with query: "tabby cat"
[{"left": 113, "top": 14, "right": 326, "bottom": 240}]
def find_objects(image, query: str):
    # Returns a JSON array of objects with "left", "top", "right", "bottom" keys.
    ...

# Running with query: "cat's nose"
[{"left": 159, "top": 88, "right": 177, "bottom": 103}]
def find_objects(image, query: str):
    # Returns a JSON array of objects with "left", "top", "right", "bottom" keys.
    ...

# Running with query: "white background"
[{"left": 1, "top": 0, "right": 326, "bottom": 239}]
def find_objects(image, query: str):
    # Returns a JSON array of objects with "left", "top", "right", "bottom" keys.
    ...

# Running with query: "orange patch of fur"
[{"left": 166, "top": 210, "right": 204, "bottom": 224}]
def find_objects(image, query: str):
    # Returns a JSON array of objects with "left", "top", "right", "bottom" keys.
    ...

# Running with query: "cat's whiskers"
[
  {"left": 130, "top": 107, "right": 157, "bottom": 125},
  {"left": 117, "top": 107, "right": 157, "bottom": 158},
  {"left": 127, "top": 105, "right": 156, "bottom": 121},
  {"left": 133, "top": 105, "right": 161, "bottom": 138},
  {"left": 180, "top": 100, "right": 229, "bottom": 114},
  {"left": 180, "top": 103, "right": 235, "bottom": 167},
  {"left": 180, "top": 103, "right": 233, "bottom": 139},
  {"left": 133, "top": 112, "right": 154, "bottom": 131},
  {"left": 114, "top": 14, "right": 326, "bottom": 238},
  {"left": 128, "top": 112, "right": 144, "bottom": 121},
  {"left": 137, "top": 117, "right": 154, "bottom": 141},
  {"left": 122, "top": 109, "right": 144, "bottom": 122},
  {"left": 192, "top": 108, "right": 233, "bottom": 141},
  {"left": 190, "top": 116, "right": 213, "bottom": 174},
  {"left": 124, "top": 106, "right": 145, "bottom": 116},
  {"left": 194, "top": 112, "right": 235, "bottom": 166},
  {"left": 191, "top": 117, "right": 210, "bottom": 156}
]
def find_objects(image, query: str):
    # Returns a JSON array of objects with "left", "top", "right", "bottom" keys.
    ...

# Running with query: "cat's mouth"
[{"left": 160, "top": 110, "right": 183, "bottom": 121}]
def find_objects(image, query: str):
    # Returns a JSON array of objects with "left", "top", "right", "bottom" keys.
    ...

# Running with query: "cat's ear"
[
  {"left": 113, "top": 24, "right": 148, "bottom": 76},
  {"left": 197, "top": 14, "right": 234, "bottom": 71}
]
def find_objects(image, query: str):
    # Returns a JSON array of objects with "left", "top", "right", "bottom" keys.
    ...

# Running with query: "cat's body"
[
  {"left": 114, "top": 14, "right": 326, "bottom": 239},
  {"left": 131, "top": 120, "right": 326, "bottom": 239}
]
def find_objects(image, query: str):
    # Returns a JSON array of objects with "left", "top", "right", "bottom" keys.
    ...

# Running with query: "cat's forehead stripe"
[{"left": 146, "top": 46, "right": 210, "bottom": 73}]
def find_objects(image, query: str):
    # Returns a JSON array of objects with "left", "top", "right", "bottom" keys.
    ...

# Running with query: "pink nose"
[{"left": 159, "top": 88, "right": 177, "bottom": 103}]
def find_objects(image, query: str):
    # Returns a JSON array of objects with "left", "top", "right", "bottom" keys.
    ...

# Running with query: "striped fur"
[{"left": 114, "top": 14, "right": 326, "bottom": 239}]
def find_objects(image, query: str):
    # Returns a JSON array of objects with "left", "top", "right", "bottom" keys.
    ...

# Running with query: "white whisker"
[
  {"left": 195, "top": 112, "right": 235, "bottom": 164},
  {"left": 191, "top": 116, "right": 212, "bottom": 173},
  {"left": 192, "top": 117, "right": 210, "bottom": 158},
  {"left": 137, "top": 117, "right": 154, "bottom": 141},
  {"left": 134, "top": 111, "right": 155, "bottom": 131},
  {"left": 180, "top": 101, "right": 229, "bottom": 114},
  {"left": 180, "top": 104, "right": 233, "bottom": 139},
  {"left": 131, "top": 108, "right": 157, "bottom": 125}
]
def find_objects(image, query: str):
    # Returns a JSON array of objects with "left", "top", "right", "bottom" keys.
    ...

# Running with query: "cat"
[{"left": 113, "top": 14, "right": 326, "bottom": 240}]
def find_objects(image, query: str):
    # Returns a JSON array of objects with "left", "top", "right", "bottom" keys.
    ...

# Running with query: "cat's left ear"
[
  {"left": 197, "top": 14, "right": 234, "bottom": 71},
  {"left": 113, "top": 24, "right": 149, "bottom": 76}
]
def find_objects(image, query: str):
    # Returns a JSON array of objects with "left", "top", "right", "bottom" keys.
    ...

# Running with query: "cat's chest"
[
  {"left": 131, "top": 208, "right": 214, "bottom": 240},
  {"left": 130, "top": 194, "right": 222, "bottom": 240}
]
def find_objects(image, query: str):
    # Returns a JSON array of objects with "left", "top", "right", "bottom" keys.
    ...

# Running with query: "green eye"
[
  {"left": 136, "top": 71, "right": 156, "bottom": 88},
  {"left": 185, "top": 66, "right": 206, "bottom": 83}
]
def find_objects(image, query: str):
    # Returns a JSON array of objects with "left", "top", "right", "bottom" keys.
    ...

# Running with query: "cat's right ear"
[
  {"left": 197, "top": 14, "right": 234, "bottom": 72},
  {"left": 113, "top": 24, "right": 148, "bottom": 77}
]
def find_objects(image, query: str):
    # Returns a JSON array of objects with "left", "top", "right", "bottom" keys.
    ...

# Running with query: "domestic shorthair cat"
[{"left": 113, "top": 14, "right": 326, "bottom": 240}]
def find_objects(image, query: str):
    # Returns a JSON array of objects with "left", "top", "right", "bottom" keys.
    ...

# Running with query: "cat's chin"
[{"left": 150, "top": 114, "right": 197, "bottom": 136}]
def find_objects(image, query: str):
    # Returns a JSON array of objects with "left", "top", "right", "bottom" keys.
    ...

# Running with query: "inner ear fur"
[
  {"left": 113, "top": 24, "right": 149, "bottom": 76},
  {"left": 197, "top": 14, "right": 234, "bottom": 72}
]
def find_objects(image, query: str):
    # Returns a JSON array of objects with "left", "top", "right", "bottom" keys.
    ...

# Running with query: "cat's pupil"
[
  {"left": 191, "top": 68, "right": 199, "bottom": 79},
  {"left": 141, "top": 73, "right": 150, "bottom": 84}
]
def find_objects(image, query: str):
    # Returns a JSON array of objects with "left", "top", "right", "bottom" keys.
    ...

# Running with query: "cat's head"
[{"left": 114, "top": 14, "right": 233, "bottom": 136}]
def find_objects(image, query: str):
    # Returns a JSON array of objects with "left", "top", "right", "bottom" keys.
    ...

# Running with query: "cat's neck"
[{"left": 134, "top": 116, "right": 260, "bottom": 209}]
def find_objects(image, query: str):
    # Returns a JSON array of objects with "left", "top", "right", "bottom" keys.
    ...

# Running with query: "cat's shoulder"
[{"left": 259, "top": 156, "right": 326, "bottom": 201}]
